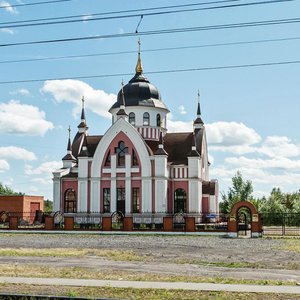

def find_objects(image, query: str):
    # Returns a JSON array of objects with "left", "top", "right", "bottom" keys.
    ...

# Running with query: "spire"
[
  {"left": 80, "top": 96, "right": 86, "bottom": 122},
  {"left": 67, "top": 125, "right": 71, "bottom": 152},
  {"left": 194, "top": 90, "right": 204, "bottom": 128},
  {"left": 78, "top": 96, "right": 88, "bottom": 133},
  {"left": 135, "top": 38, "right": 143, "bottom": 75},
  {"left": 62, "top": 126, "right": 76, "bottom": 162},
  {"left": 197, "top": 90, "right": 201, "bottom": 116},
  {"left": 116, "top": 80, "right": 128, "bottom": 117}
]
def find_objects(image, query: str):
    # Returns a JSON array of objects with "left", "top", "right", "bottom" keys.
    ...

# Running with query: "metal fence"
[{"left": 262, "top": 213, "right": 300, "bottom": 236}]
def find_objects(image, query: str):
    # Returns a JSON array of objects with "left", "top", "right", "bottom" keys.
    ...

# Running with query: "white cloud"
[
  {"left": 225, "top": 156, "right": 300, "bottom": 170},
  {"left": 0, "top": 1, "right": 18, "bottom": 14},
  {"left": 0, "top": 100, "right": 54, "bottom": 136},
  {"left": 9, "top": 89, "right": 30, "bottom": 97},
  {"left": 0, "top": 159, "right": 9, "bottom": 172},
  {"left": 0, "top": 28, "right": 14, "bottom": 34},
  {"left": 0, "top": 146, "right": 36, "bottom": 161},
  {"left": 260, "top": 136, "right": 300, "bottom": 158},
  {"left": 41, "top": 80, "right": 116, "bottom": 119},
  {"left": 206, "top": 122, "right": 261, "bottom": 146},
  {"left": 178, "top": 105, "right": 187, "bottom": 115},
  {"left": 25, "top": 161, "right": 61, "bottom": 176}
]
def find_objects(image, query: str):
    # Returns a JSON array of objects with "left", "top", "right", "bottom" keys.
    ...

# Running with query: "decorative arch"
[
  {"left": 64, "top": 189, "right": 77, "bottom": 213},
  {"left": 228, "top": 201, "right": 262, "bottom": 238},
  {"left": 91, "top": 118, "right": 151, "bottom": 177}
]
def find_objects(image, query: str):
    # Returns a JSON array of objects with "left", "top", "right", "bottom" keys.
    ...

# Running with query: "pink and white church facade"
[{"left": 52, "top": 50, "right": 219, "bottom": 217}]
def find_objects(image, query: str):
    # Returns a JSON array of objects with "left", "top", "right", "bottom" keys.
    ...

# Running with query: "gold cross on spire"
[
  {"left": 68, "top": 125, "right": 71, "bottom": 139},
  {"left": 135, "top": 37, "right": 143, "bottom": 74},
  {"left": 198, "top": 90, "right": 200, "bottom": 104},
  {"left": 81, "top": 96, "right": 85, "bottom": 108}
]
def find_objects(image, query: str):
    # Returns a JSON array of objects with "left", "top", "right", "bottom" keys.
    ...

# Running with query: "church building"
[{"left": 52, "top": 45, "right": 218, "bottom": 217}]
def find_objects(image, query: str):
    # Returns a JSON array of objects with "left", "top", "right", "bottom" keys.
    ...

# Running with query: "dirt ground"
[{"left": 0, "top": 233, "right": 300, "bottom": 283}]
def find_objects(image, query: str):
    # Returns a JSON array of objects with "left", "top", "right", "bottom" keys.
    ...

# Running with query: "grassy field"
[{"left": 0, "top": 284, "right": 299, "bottom": 300}]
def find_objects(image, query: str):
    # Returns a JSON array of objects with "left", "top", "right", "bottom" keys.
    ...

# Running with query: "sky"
[{"left": 0, "top": 0, "right": 300, "bottom": 201}]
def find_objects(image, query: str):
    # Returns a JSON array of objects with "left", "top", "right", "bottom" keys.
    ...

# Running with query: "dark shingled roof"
[
  {"left": 145, "top": 128, "right": 205, "bottom": 165},
  {"left": 86, "top": 136, "right": 102, "bottom": 156},
  {"left": 110, "top": 73, "right": 168, "bottom": 111},
  {"left": 61, "top": 172, "right": 78, "bottom": 178},
  {"left": 202, "top": 181, "right": 216, "bottom": 195}
]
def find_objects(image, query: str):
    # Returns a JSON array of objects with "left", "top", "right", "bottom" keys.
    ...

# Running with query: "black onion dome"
[{"left": 110, "top": 73, "right": 168, "bottom": 110}]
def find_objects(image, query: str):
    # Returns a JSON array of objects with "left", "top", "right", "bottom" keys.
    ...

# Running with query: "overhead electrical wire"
[
  {"left": 0, "top": 0, "right": 293, "bottom": 29},
  {"left": 0, "top": 59, "right": 300, "bottom": 85},
  {"left": 0, "top": 0, "right": 241, "bottom": 25},
  {"left": 1, "top": 17, "right": 300, "bottom": 48},
  {"left": 0, "top": 0, "right": 73, "bottom": 10},
  {"left": 1, "top": 36, "right": 300, "bottom": 65}
]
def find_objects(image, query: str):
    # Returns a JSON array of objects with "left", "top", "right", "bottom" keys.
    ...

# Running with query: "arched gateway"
[{"left": 228, "top": 201, "right": 262, "bottom": 238}]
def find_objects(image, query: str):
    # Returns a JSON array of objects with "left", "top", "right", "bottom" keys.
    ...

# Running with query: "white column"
[
  {"left": 155, "top": 179, "right": 167, "bottom": 213},
  {"left": 78, "top": 179, "right": 88, "bottom": 212},
  {"left": 91, "top": 179, "right": 100, "bottom": 212},
  {"left": 142, "top": 179, "right": 152, "bottom": 212},
  {"left": 188, "top": 180, "right": 202, "bottom": 213},
  {"left": 53, "top": 179, "right": 61, "bottom": 212},
  {"left": 110, "top": 155, "right": 117, "bottom": 212},
  {"left": 125, "top": 154, "right": 131, "bottom": 213}
]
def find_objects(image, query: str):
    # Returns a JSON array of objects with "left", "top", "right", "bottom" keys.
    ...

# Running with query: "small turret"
[
  {"left": 116, "top": 80, "right": 128, "bottom": 119},
  {"left": 155, "top": 131, "right": 168, "bottom": 156},
  {"left": 78, "top": 96, "right": 88, "bottom": 134},
  {"left": 62, "top": 126, "right": 76, "bottom": 168}
]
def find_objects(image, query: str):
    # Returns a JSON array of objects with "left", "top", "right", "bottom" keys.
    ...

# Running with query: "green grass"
[
  {"left": 0, "top": 284, "right": 299, "bottom": 300},
  {"left": 0, "top": 264, "right": 297, "bottom": 286},
  {"left": 0, "top": 248, "right": 148, "bottom": 261}
]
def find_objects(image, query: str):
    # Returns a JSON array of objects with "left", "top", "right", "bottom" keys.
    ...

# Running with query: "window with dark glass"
[
  {"left": 117, "top": 188, "right": 125, "bottom": 214},
  {"left": 132, "top": 149, "right": 139, "bottom": 166},
  {"left": 103, "top": 188, "right": 110, "bottom": 213},
  {"left": 143, "top": 112, "right": 150, "bottom": 126},
  {"left": 64, "top": 189, "right": 76, "bottom": 213},
  {"left": 132, "top": 188, "right": 140, "bottom": 213},
  {"left": 115, "top": 141, "right": 128, "bottom": 167},
  {"left": 104, "top": 150, "right": 111, "bottom": 167},
  {"left": 156, "top": 114, "right": 161, "bottom": 127},
  {"left": 129, "top": 112, "right": 135, "bottom": 125},
  {"left": 174, "top": 188, "right": 187, "bottom": 213}
]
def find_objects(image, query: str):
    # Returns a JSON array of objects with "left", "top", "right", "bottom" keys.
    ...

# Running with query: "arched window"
[
  {"left": 156, "top": 114, "right": 161, "bottom": 127},
  {"left": 143, "top": 112, "right": 150, "bottom": 126},
  {"left": 174, "top": 188, "right": 186, "bottom": 213},
  {"left": 104, "top": 150, "right": 111, "bottom": 167},
  {"left": 129, "top": 112, "right": 135, "bottom": 125},
  {"left": 115, "top": 141, "right": 128, "bottom": 167},
  {"left": 64, "top": 189, "right": 76, "bottom": 213}
]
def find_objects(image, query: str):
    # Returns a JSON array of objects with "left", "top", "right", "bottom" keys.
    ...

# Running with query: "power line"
[
  {"left": 0, "top": 0, "right": 72, "bottom": 10},
  {"left": 0, "top": 0, "right": 240, "bottom": 25},
  {"left": 0, "top": 59, "right": 299, "bottom": 85},
  {"left": 1, "top": 36, "right": 300, "bottom": 65},
  {"left": 0, "top": 0, "right": 293, "bottom": 29},
  {"left": 1, "top": 17, "right": 300, "bottom": 48}
]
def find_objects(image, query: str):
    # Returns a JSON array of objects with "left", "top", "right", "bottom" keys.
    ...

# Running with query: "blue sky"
[{"left": 0, "top": 0, "right": 300, "bottom": 200}]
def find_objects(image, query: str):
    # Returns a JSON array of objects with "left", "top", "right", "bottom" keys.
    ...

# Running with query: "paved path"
[{"left": 0, "top": 277, "right": 300, "bottom": 294}]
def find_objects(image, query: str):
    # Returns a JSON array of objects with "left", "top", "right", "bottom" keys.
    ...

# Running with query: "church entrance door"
[{"left": 117, "top": 188, "right": 125, "bottom": 214}]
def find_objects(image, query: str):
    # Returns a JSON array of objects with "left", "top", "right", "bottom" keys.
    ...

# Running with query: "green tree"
[
  {"left": 220, "top": 171, "right": 254, "bottom": 213},
  {"left": 0, "top": 182, "right": 21, "bottom": 195},
  {"left": 44, "top": 199, "right": 53, "bottom": 212}
]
